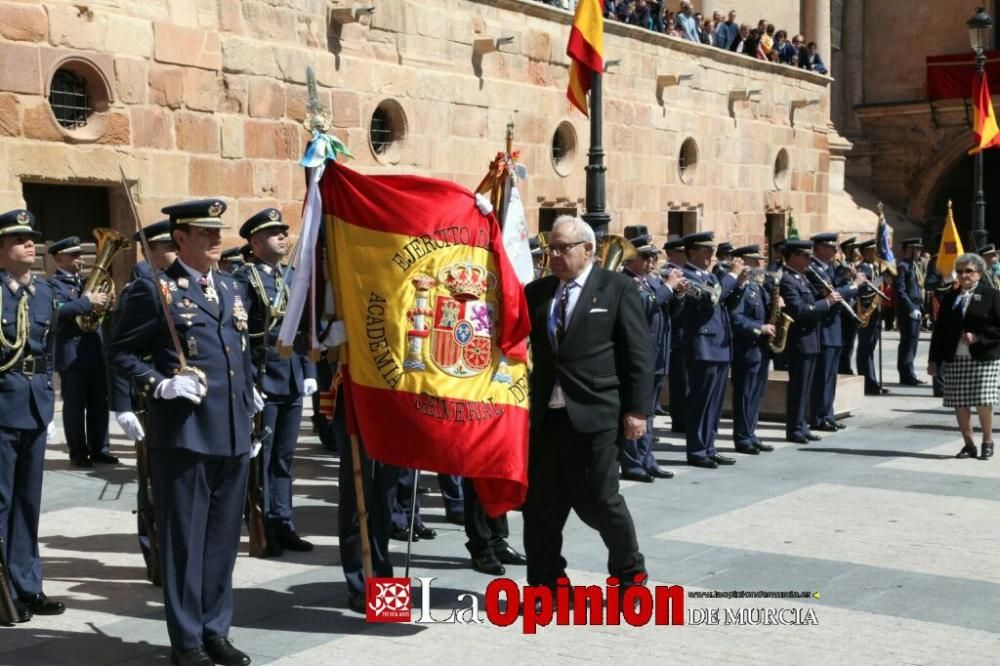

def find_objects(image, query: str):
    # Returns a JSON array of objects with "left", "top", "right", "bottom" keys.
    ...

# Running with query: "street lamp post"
[{"left": 969, "top": 6, "right": 993, "bottom": 249}]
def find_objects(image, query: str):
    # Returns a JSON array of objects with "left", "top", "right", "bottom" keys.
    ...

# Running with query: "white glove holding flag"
[
  {"left": 319, "top": 320, "right": 347, "bottom": 350},
  {"left": 253, "top": 387, "right": 266, "bottom": 414},
  {"left": 474, "top": 192, "right": 493, "bottom": 216},
  {"left": 115, "top": 412, "right": 145, "bottom": 441},
  {"left": 910, "top": 309, "right": 921, "bottom": 320},
  {"left": 156, "top": 372, "right": 206, "bottom": 404},
  {"left": 303, "top": 378, "right": 318, "bottom": 397}
]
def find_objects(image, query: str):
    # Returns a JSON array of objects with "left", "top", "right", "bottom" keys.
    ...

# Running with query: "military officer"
[
  {"left": 679, "top": 231, "right": 743, "bottom": 468},
  {"left": 529, "top": 236, "right": 544, "bottom": 280},
  {"left": 728, "top": 245, "right": 776, "bottom": 454},
  {"left": 712, "top": 241, "right": 734, "bottom": 279},
  {"left": 0, "top": 210, "right": 66, "bottom": 622},
  {"left": 131, "top": 220, "right": 175, "bottom": 281},
  {"left": 780, "top": 239, "right": 843, "bottom": 443},
  {"left": 855, "top": 239, "right": 889, "bottom": 395},
  {"left": 234, "top": 209, "right": 317, "bottom": 557},
  {"left": 663, "top": 238, "right": 688, "bottom": 433},
  {"left": 807, "top": 232, "right": 864, "bottom": 431},
  {"left": 837, "top": 237, "right": 859, "bottom": 374},
  {"left": 980, "top": 244, "right": 1000, "bottom": 289},
  {"left": 219, "top": 246, "right": 245, "bottom": 274},
  {"left": 895, "top": 238, "right": 926, "bottom": 385},
  {"left": 47, "top": 236, "right": 116, "bottom": 467},
  {"left": 109, "top": 199, "right": 260, "bottom": 666},
  {"left": 619, "top": 226, "right": 680, "bottom": 481}
]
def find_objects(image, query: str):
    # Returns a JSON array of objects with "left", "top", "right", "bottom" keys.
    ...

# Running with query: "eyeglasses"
[
  {"left": 545, "top": 241, "right": 587, "bottom": 256},
  {"left": 957, "top": 268, "right": 979, "bottom": 275}
]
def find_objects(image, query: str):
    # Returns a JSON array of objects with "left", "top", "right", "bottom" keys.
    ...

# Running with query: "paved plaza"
[{"left": 2, "top": 332, "right": 998, "bottom": 665}]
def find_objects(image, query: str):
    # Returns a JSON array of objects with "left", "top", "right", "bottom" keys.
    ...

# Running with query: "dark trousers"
[
  {"left": 732, "top": 361, "right": 766, "bottom": 447},
  {"left": 523, "top": 409, "right": 644, "bottom": 587},
  {"left": 685, "top": 361, "right": 729, "bottom": 459},
  {"left": 59, "top": 367, "right": 109, "bottom": 457},
  {"left": 260, "top": 394, "right": 302, "bottom": 539},
  {"left": 391, "top": 470, "right": 463, "bottom": 530},
  {"left": 667, "top": 347, "right": 687, "bottom": 431},
  {"left": 332, "top": 395, "right": 394, "bottom": 598},
  {"left": 896, "top": 313, "right": 921, "bottom": 382},
  {"left": 839, "top": 319, "right": 858, "bottom": 374},
  {"left": 149, "top": 448, "right": 248, "bottom": 651},
  {"left": 314, "top": 359, "right": 337, "bottom": 452},
  {"left": 772, "top": 352, "right": 788, "bottom": 371},
  {"left": 0, "top": 426, "right": 46, "bottom": 598},
  {"left": 857, "top": 319, "right": 881, "bottom": 391},
  {"left": 462, "top": 477, "right": 510, "bottom": 558},
  {"left": 810, "top": 346, "right": 841, "bottom": 426},
  {"left": 786, "top": 353, "right": 818, "bottom": 438},
  {"left": 620, "top": 373, "right": 664, "bottom": 474}
]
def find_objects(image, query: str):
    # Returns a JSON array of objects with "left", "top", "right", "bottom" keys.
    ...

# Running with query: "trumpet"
[
  {"left": 680, "top": 278, "right": 720, "bottom": 303},
  {"left": 807, "top": 265, "right": 862, "bottom": 323}
]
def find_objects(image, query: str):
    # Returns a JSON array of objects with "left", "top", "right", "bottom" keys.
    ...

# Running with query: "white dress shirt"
[{"left": 548, "top": 260, "right": 594, "bottom": 408}]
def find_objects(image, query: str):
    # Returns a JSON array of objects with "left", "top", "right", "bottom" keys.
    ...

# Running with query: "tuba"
[
  {"left": 595, "top": 234, "right": 636, "bottom": 272},
  {"left": 76, "top": 228, "right": 131, "bottom": 333},
  {"left": 766, "top": 270, "right": 793, "bottom": 354},
  {"left": 536, "top": 231, "right": 551, "bottom": 278}
]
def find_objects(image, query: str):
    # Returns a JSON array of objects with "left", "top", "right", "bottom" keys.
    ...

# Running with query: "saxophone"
[
  {"left": 855, "top": 263, "right": 883, "bottom": 328},
  {"left": 76, "top": 228, "right": 131, "bottom": 333},
  {"left": 767, "top": 271, "right": 793, "bottom": 354}
]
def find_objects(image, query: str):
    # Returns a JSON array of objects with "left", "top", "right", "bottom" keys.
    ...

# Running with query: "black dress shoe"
[
  {"left": 471, "top": 553, "right": 505, "bottom": 576},
  {"left": 805, "top": 433, "right": 822, "bottom": 441},
  {"left": 91, "top": 452, "right": 119, "bottom": 464},
  {"left": 752, "top": 441, "right": 775, "bottom": 452},
  {"left": 655, "top": 406, "right": 668, "bottom": 416},
  {"left": 69, "top": 454, "right": 92, "bottom": 468},
  {"left": 12, "top": 599, "right": 31, "bottom": 623},
  {"left": 278, "top": 532, "right": 314, "bottom": 552},
  {"left": 710, "top": 454, "right": 736, "bottom": 465},
  {"left": 204, "top": 637, "right": 251, "bottom": 666},
  {"left": 734, "top": 445, "right": 759, "bottom": 455},
  {"left": 348, "top": 592, "right": 366, "bottom": 614},
  {"left": 19, "top": 592, "right": 65, "bottom": 615},
  {"left": 171, "top": 647, "right": 214, "bottom": 666},
  {"left": 620, "top": 470, "right": 654, "bottom": 482},
  {"left": 900, "top": 378, "right": 927, "bottom": 386},
  {"left": 686, "top": 456, "right": 718, "bottom": 469},
  {"left": 390, "top": 527, "right": 416, "bottom": 542},
  {"left": 979, "top": 442, "right": 993, "bottom": 460},
  {"left": 648, "top": 466, "right": 674, "bottom": 479},
  {"left": 414, "top": 525, "right": 437, "bottom": 540},
  {"left": 829, "top": 420, "right": 846, "bottom": 430},
  {"left": 812, "top": 423, "right": 839, "bottom": 432},
  {"left": 787, "top": 435, "right": 811, "bottom": 444},
  {"left": 955, "top": 443, "right": 977, "bottom": 459},
  {"left": 495, "top": 545, "right": 527, "bottom": 565},
  {"left": 446, "top": 512, "right": 465, "bottom": 526}
]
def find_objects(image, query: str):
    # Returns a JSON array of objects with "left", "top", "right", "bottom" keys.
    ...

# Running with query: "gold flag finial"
[
  {"left": 947, "top": 199, "right": 953, "bottom": 211},
  {"left": 505, "top": 118, "right": 514, "bottom": 155},
  {"left": 303, "top": 66, "right": 330, "bottom": 133},
  {"left": 876, "top": 200, "right": 884, "bottom": 215}
]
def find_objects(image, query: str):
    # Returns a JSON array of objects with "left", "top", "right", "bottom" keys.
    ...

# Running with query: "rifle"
[{"left": 0, "top": 535, "right": 19, "bottom": 625}]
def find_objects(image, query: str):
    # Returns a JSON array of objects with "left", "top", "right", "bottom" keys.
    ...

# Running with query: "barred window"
[
  {"left": 369, "top": 107, "right": 393, "bottom": 156},
  {"left": 49, "top": 69, "right": 91, "bottom": 130}
]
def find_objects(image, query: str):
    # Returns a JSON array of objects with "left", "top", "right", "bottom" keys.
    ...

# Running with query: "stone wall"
[{"left": 0, "top": 0, "right": 833, "bottom": 253}]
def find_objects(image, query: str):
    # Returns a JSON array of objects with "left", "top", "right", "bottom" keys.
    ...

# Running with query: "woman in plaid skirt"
[{"left": 927, "top": 253, "right": 1000, "bottom": 460}]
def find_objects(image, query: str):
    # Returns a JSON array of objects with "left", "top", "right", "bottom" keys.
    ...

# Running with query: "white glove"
[
  {"left": 253, "top": 386, "right": 265, "bottom": 414},
  {"left": 910, "top": 309, "right": 921, "bottom": 320},
  {"left": 156, "top": 372, "right": 206, "bottom": 404},
  {"left": 474, "top": 192, "right": 493, "bottom": 216},
  {"left": 303, "top": 378, "right": 318, "bottom": 397},
  {"left": 319, "top": 320, "right": 347, "bottom": 349},
  {"left": 46, "top": 421, "right": 56, "bottom": 441},
  {"left": 115, "top": 411, "right": 145, "bottom": 441}
]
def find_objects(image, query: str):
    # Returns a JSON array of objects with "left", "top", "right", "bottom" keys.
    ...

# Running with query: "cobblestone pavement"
[{"left": 2, "top": 332, "right": 998, "bottom": 665}]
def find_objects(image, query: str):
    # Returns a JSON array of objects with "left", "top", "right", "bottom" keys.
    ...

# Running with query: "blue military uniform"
[
  {"left": 768, "top": 240, "right": 790, "bottom": 371},
  {"left": 664, "top": 238, "right": 688, "bottom": 433},
  {"left": 728, "top": 246, "right": 772, "bottom": 453},
  {"left": 855, "top": 240, "right": 885, "bottom": 394},
  {"left": 679, "top": 232, "right": 738, "bottom": 468},
  {"left": 894, "top": 238, "right": 925, "bottom": 385},
  {"left": 108, "top": 200, "right": 254, "bottom": 660},
  {"left": 779, "top": 240, "right": 832, "bottom": 442},
  {"left": 47, "top": 236, "right": 113, "bottom": 466},
  {"left": 0, "top": 209, "right": 65, "bottom": 620},
  {"left": 806, "top": 233, "right": 858, "bottom": 431},
  {"left": 234, "top": 208, "right": 316, "bottom": 554}
]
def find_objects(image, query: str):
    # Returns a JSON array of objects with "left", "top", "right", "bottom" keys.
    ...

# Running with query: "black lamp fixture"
[{"left": 968, "top": 6, "right": 993, "bottom": 53}]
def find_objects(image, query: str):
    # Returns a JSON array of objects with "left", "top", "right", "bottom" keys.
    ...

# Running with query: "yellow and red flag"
[
  {"left": 566, "top": 0, "right": 604, "bottom": 116},
  {"left": 937, "top": 200, "right": 964, "bottom": 279},
  {"left": 970, "top": 71, "right": 1000, "bottom": 154},
  {"left": 323, "top": 162, "right": 531, "bottom": 516}
]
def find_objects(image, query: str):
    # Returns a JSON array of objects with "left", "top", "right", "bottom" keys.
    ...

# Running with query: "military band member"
[
  {"left": 619, "top": 226, "right": 680, "bottom": 481},
  {"left": 663, "top": 238, "right": 688, "bottom": 433},
  {"left": 679, "top": 231, "right": 743, "bottom": 468},
  {"left": 46, "top": 236, "right": 116, "bottom": 468},
  {"left": 768, "top": 240, "right": 789, "bottom": 371},
  {"left": 131, "top": 220, "right": 175, "bottom": 281},
  {"left": 780, "top": 239, "right": 843, "bottom": 443},
  {"left": 234, "top": 209, "right": 317, "bottom": 557},
  {"left": 837, "top": 237, "right": 859, "bottom": 374},
  {"left": 0, "top": 210, "right": 66, "bottom": 622},
  {"left": 895, "top": 238, "right": 926, "bottom": 385},
  {"left": 856, "top": 240, "right": 889, "bottom": 395},
  {"left": 109, "top": 199, "right": 259, "bottom": 666},
  {"left": 728, "top": 245, "right": 776, "bottom": 454},
  {"left": 219, "top": 246, "right": 245, "bottom": 274},
  {"left": 712, "top": 241, "right": 734, "bottom": 279},
  {"left": 807, "top": 233, "right": 863, "bottom": 431}
]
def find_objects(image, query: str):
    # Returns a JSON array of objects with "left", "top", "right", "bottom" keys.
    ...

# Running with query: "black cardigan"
[{"left": 928, "top": 283, "right": 1000, "bottom": 363}]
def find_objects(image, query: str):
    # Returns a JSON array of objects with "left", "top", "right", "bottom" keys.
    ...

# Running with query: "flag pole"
[
  {"left": 972, "top": 49, "right": 987, "bottom": 250},
  {"left": 581, "top": 71, "right": 609, "bottom": 235}
]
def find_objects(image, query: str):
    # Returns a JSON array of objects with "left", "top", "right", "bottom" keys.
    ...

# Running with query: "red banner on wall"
[{"left": 927, "top": 50, "right": 1000, "bottom": 99}]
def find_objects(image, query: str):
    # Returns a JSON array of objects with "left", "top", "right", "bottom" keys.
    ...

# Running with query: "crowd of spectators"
[{"left": 535, "top": 1, "right": 828, "bottom": 75}]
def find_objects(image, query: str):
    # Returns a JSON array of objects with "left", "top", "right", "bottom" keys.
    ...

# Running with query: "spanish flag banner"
[
  {"left": 970, "top": 71, "right": 1000, "bottom": 154},
  {"left": 323, "top": 161, "right": 531, "bottom": 516},
  {"left": 937, "top": 200, "right": 964, "bottom": 279},
  {"left": 566, "top": 0, "right": 604, "bottom": 116}
]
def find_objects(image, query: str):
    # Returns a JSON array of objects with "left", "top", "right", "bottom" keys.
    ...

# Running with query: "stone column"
[{"left": 801, "top": 0, "right": 832, "bottom": 69}]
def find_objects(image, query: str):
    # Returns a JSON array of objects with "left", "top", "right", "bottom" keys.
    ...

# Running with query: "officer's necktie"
[{"left": 555, "top": 280, "right": 577, "bottom": 342}]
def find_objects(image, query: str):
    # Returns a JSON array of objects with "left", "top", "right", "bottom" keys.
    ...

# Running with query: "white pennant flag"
[{"left": 502, "top": 179, "right": 534, "bottom": 285}]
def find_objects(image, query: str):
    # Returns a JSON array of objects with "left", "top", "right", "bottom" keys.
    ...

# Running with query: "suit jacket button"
[
  {"left": 229, "top": 370, "right": 235, "bottom": 377},
  {"left": 225, "top": 346, "right": 231, "bottom": 353}
]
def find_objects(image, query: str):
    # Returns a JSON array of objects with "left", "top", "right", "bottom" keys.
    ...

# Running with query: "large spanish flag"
[
  {"left": 970, "top": 71, "right": 1000, "bottom": 154},
  {"left": 566, "top": 0, "right": 604, "bottom": 116},
  {"left": 322, "top": 161, "right": 531, "bottom": 516}
]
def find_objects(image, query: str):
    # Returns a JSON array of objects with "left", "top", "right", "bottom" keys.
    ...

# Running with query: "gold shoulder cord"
[
  {"left": 246, "top": 265, "right": 287, "bottom": 339},
  {"left": 0, "top": 288, "right": 30, "bottom": 373}
]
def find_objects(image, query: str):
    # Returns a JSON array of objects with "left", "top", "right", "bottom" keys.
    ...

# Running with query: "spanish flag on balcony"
[
  {"left": 970, "top": 71, "right": 1000, "bottom": 154},
  {"left": 323, "top": 162, "right": 531, "bottom": 516},
  {"left": 566, "top": 0, "right": 604, "bottom": 116}
]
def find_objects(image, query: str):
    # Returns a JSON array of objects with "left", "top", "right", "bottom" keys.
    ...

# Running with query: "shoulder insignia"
[{"left": 176, "top": 277, "right": 189, "bottom": 290}]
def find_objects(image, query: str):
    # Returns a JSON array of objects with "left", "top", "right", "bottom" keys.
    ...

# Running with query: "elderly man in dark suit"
[{"left": 523, "top": 215, "right": 654, "bottom": 596}]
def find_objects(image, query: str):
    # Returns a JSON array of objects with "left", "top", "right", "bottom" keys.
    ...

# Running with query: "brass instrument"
[
  {"left": 767, "top": 270, "right": 793, "bottom": 354},
  {"left": 594, "top": 234, "right": 636, "bottom": 272},
  {"left": 536, "top": 231, "right": 551, "bottom": 277},
  {"left": 76, "top": 228, "right": 131, "bottom": 333}
]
